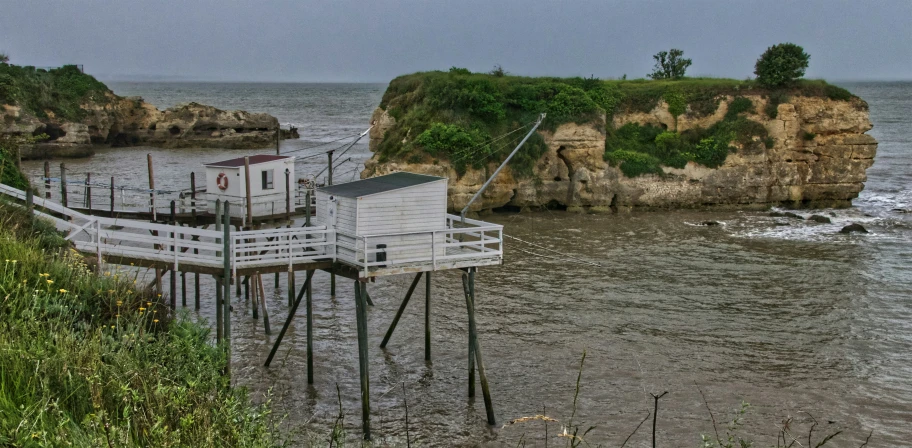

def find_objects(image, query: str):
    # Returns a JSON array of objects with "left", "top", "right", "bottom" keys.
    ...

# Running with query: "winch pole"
[{"left": 460, "top": 113, "right": 546, "bottom": 224}]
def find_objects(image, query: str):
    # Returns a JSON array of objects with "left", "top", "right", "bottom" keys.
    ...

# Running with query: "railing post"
[
  {"left": 109, "top": 176, "right": 115, "bottom": 213},
  {"left": 85, "top": 172, "right": 91, "bottom": 210},
  {"left": 431, "top": 231, "right": 436, "bottom": 270},
  {"left": 25, "top": 188, "right": 33, "bottom": 213},
  {"left": 43, "top": 161, "right": 50, "bottom": 199},
  {"left": 285, "top": 168, "right": 291, "bottom": 219}
]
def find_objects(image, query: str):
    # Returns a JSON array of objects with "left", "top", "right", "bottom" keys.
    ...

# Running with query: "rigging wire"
[
  {"left": 281, "top": 133, "right": 361, "bottom": 155},
  {"left": 503, "top": 234, "right": 602, "bottom": 267},
  {"left": 451, "top": 119, "right": 538, "bottom": 162}
]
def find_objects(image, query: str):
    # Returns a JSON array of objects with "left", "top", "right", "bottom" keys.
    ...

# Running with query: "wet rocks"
[
  {"left": 770, "top": 211, "right": 804, "bottom": 219},
  {"left": 839, "top": 223, "right": 868, "bottom": 234},
  {"left": 808, "top": 215, "right": 832, "bottom": 224},
  {"left": 700, "top": 221, "right": 721, "bottom": 226}
]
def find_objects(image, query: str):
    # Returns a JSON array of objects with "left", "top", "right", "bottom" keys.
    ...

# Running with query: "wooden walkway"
[{"left": 0, "top": 184, "right": 502, "bottom": 278}]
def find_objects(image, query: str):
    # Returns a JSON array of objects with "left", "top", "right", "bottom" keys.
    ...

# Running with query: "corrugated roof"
[
  {"left": 318, "top": 172, "right": 446, "bottom": 198},
  {"left": 205, "top": 155, "right": 292, "bottom": 168}
]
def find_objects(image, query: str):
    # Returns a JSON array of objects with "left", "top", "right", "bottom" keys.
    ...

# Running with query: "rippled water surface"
[{"left": 21, "top": 81, "right": 911, "bottom": 447}]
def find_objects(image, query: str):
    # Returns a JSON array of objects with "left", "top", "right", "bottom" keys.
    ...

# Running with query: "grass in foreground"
[{"left": 0, "top": 201, "right": 282, "bottom": 447}]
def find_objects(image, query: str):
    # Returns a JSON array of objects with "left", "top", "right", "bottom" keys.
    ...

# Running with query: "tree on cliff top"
[
  {"left": 0, "top": 53, "right": 8, "bottom": 64},
  {"left": 649, "top": 49, "right": 692, "bottom": 80},
  {"left": 754, "top": 43, "right": 810, "bottom": 87}
]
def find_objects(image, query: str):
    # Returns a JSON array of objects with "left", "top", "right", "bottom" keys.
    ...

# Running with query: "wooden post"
[
  {"left": 25, "top": 188, "right": 33, "bottom": 213},
  {"left": 306, "top": 269, "right": 314, "bottom": 383},
  {"left": 287, "top": 270, "right": 295, "bottom": 308},
  {"left": 305, "top": 191, "right": 311, "bottom": 226},
  {"left": 169, "top": 201, "right": 176, "bottom": 310},
  {"left": 276, "top": 126, "right": 280, "bottom": 155},
  {"left": 243, "top": 156, "right": 253, "bottom": 227},
  {"left": 109, "top": 176, "right": 114, "bottom": 213},
  {"left": 181, "top": 271, "right": 187, "bottom": 307},
  {"left": 425, "top": 271, "right": 432, "bottom": 362},
  {"left": 190, "top": 172, "right": 198, "bottom": 226},
  {"left": 85, "top": 172, "right": 91, "bottom": 209},
  {"left": 285, "top": 168, "right": 291, "bottom": 219},
  {"left": 147, "top": 154, "right": 155, "bottom": 214},
  {"left": 463, "top": 271, "right": 495, "bottom": 425},
  {"left": 214, "top": 200, "right": 221, "bottom": 256},
  {"left": 251, "top": 274, "right": 259, "bottom": 320},
  {"left": 194, "top": 270, "right": 200, "bottom": 310},
  {"left": 154, "top": 268, "right": 162, "bottom": 297},
  {"left": 257, "top": 273, "right": 271, "bottom": 335},
  {"left": 354, "top": 281, "right": 371, "bottom": 440},
  {"left": 223, "top": 201, "right": 232, "bottom": 372},
  {"left": 59, "top": 163, "right": 67, "bottom": 207},
  {"left": 467, "top": 271, "right": 476, "bottom": 397},
  {"left": 380, "top": 272, "right": 423, "bottom": 348},
  {"left": 215, "top": 276, "right": 224, "bottom": 343},
  {"left": 327, "top": 150, "right": 334, "bottom": 185},
  {"left": 264, "top": 269, "right": 314, "bottom": 368},
  {"left": 331, "top": 269, "right": 336, "bottom": 297},
  {"left": 43, "top": 161, "right": 50, "bottom": 199}
]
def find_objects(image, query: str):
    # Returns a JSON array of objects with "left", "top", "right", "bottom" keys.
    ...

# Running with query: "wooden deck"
[{"left": 1, "top": 184, "right": 503, "bottom": 278}]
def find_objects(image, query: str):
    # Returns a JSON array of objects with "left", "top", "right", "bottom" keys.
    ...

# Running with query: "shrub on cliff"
[
  {"left": 754, "top": 43, "right": 810, "bottom": 87},
  {"left": 0, "top": 63, "right": 109, "bottom": 121}
]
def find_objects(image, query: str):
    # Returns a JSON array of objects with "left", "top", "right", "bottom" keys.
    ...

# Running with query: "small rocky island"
[
  {"left": 0, "top": 64, "right": 294, "bottom": 159},
  {"left": 364, "top": 70, "right": 877, "bottom": 212}
]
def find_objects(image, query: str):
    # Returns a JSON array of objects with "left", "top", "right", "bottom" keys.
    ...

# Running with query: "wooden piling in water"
[
  {"left": 85, "top": 172, "right": 91, "bottom": 210},
  {"left": 222, "top": 201, "right": 232, "bottom": 377},
  {"left": 215, "top": 276, "right": 224, "bottom": 342},
  {"left": 169, "top": 201, "right": 176, "bottom": 309},
  {"left": 251, "top": 275, "right": 259, "bottom": 320},
  {"left": 380, "top": 272, "right": 423, "bottom": 348},
  {"left": 244, "top": 156, "right": 253, "bottom": 227},
  {"left": 305, "top": 269, "right": 314, "bottom": 383},
  {"left": 354, "top": 280, "right": 371, "bottom": 440},
  {"left": 191, "top": 172, "right": 200, "bottom": 310},
  {"left": 257, "top": 273, "right": 271, "bottom": 335},
  {"left": 425, "top": 271, "right": 432, "bottom": 362},
  {"left": 59, "top": 163, "right": 67, "bottom": 207},
  {"left": 43, "top": 161, "right": 50, "bottom": 199},
  {"left": 463, "top": 270, "right": 495, "bottom": 425},
  {"left": 109, "top": 176, "right": 114, "bottom": 213},
  {"left": 146, "top": 154, "right": 155, "bottom": 215},
  {"left": 264, "top": 269, "right": 314, "bottom": 368}
]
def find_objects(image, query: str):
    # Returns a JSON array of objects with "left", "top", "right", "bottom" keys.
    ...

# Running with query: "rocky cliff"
[
  {"left": 362, "top": 72, "right": 876, "bottom": 212},
  {"left": 1, "top": 64, "right": 289, "bottom": 159}
]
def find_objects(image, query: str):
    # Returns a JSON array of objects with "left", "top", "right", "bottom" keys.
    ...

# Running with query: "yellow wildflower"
[
  {"left": 46, "top": 280, "right": 53, "bottom": 285},
  {"left": 153, "top": 319, "right": 159, "bottom": 323},
  {"left": 58, "top": 289, "right": 67, "bottom": 293},
  {"left": 116, "top": 300, "right": 122, "bottom": 306},
  {"left": 138, "top": 307, "right": 146, "bottom": 311}
]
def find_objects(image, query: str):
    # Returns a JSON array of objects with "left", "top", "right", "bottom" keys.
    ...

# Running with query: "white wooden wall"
[
  {"left": 357, "top": 180, "right": 447, "bottom": 264},
  {"left": 316, "top": 190, "right": 359, "bottom": 261}
]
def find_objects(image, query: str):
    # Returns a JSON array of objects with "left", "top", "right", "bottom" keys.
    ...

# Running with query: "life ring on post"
[{"left": 216, "top": 172, "right": 229, "bottom": 191}]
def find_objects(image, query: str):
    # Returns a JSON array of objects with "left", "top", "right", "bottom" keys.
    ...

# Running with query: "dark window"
[{"left": 261, "top": 169, "right": 274, "bottom": 189}]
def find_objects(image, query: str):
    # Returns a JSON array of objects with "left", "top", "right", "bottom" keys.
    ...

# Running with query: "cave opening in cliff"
[
  {"left": 34, "top": 123, "right": 65, "bottom": 141},
  {"left": 492, "top": 204, "right": 522, "bottom": 213},
  {"left": 542, "top": 200, "right": 568, "bottom": 211},
  {"left": 556, "top": 145, "right": 572, "bottom": 182},
  {"left": 168, "top": 125, "right": 181, "bottom": 136}
]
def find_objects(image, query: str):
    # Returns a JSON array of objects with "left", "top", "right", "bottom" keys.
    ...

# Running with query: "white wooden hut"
[
  {"left": 204, "top": 155, "right": 295, "bottom": 219},
  {"left": 315, "top": 172, "right": 448, "bottom": 269}
]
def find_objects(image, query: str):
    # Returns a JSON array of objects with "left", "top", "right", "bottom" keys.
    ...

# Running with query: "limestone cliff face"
[
  {"left": 3, "top": 93, "right": 283, "bottom": 159},
  {"left": 363, "top": 95, "right": 877, "bottom": 211}
]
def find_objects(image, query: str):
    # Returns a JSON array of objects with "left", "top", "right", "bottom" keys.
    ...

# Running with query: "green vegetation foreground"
[{"left": 0, "top": 192, "right": 281, "bottom": 444}]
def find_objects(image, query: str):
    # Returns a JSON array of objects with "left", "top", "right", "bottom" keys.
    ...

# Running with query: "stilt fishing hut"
[{"left": 204, "top": 154, "right": 296, "bottom": 223}]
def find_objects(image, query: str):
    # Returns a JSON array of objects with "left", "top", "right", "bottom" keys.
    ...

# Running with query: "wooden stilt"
[
  {"left": 181, "top": 272, "right": 186, "bottom": 307},
  {"left": 306, "top": 269, "right": 314, "bottom": 383},
  {"left": 170, "top": 269, "right": 177, "bottom": 310},
  {"left": 287, "top": 270, "right": 295, "bottom": 308},
  {"left": 59, "top": 163, "right": 67, "bottom": 208},
  {"left": 331, "top": 269, "right": 336, "bottom": 297},
  {"left": 425, "top": 271, "right": 432, "bottom": 362},
  {"left": 464, "top": 270, "right": 495, "bottom": 425},
  {"left": 155, "top": 269, "right": 163, "bottom": 297},
  {"left": 365, "top": 289, "right": 374, "bottom": 306},
  {"left": 244, "top": 276, "right": 250, "bottom": 303},
  {"left": 43, "top": 161, "right": 50, "bottom": 199},
  {"left": 222, "top": 202, "right": 232, "bottom": 377},
  {"left": 215, "top": 276, "right": 224, "bottom": 342},
  {"left": 380, "top": 272, "right": 423, "bottom": 348},
  {"left": 257, "top": 273, "right": 271, "bottom": 335},
  {"left": 354, "top": 280, "right": 371, "bottom": 440},
  {"left": 194, "top": 272, "right": 200, "bottom": 310},
  {"left": 251, "top": 274, "right": 259, "bottom": 320},
  {"left": 264, "top": 270, "right": 314, "bottom": 367},
  {"left": 462, "top": 274, "right": 475, "bottom": 397}
]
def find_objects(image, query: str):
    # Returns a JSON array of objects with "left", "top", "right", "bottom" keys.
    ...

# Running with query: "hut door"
[{"left": 327, "top": 196, "right": 338, "bottom": 227}]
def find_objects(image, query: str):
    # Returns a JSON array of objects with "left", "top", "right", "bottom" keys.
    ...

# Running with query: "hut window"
[{"left": 261, "top": 169, "right": 274, "bottom": 189}]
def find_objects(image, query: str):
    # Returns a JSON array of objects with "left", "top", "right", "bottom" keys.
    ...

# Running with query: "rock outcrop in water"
[
  {"left": 0, "top": 64, "right": 289, "bottom": 159},
  {"left": 363, "top": 74, "right": 877, "bottom": 212}
]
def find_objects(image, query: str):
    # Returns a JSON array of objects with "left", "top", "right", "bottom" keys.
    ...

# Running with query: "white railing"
[
  {"left": 0, "top": 184, "right": 332, "bottom": 273},
  {"left": 336, "top": 214, "right": 503, "bottom": 277}
]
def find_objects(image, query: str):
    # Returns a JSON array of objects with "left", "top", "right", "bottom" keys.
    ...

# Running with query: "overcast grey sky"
[{"left": 1, "top": 0, "right": 909, "bottom": 82}]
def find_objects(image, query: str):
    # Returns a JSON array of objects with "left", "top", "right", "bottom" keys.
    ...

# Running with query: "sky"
[{"left": 1, "top": 0, "right": 909, "bottom": 83}]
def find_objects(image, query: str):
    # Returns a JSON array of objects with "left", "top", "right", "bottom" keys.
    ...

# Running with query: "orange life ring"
[{"left": 216, "top": 172, "right": 229, "bottom": 191}]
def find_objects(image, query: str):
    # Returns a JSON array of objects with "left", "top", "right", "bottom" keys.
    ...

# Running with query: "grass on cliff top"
[
  {"left": 375, "top": 69, "right": 857, "bottom": 178},
  {"left": 0, "top": 63, "right": 110, "bottom": 121},
  {"left": 0, "top": 200, "right": 283, "bottom": 446}
]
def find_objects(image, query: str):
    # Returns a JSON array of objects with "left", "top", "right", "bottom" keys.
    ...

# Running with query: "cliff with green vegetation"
[
  {"left": 363, "top": 70, "right": 877, "bottom": 211},
  {"left": 0, "top": 63, "right": 287, "bottom": 158}
]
